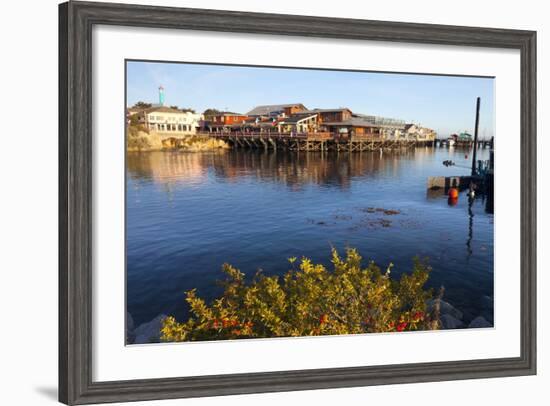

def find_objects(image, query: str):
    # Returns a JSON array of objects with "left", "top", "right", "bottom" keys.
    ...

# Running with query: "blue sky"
[{"left": 127, "top": 61, "right": 495, "bottom": 139}]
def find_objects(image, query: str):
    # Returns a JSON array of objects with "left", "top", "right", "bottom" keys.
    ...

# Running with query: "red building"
[
  {"left": 308, "top": 108, "right": 353, "bottom": 123},
  {"left": 208, "top": 112, "right": 249, "bottom": 125}
]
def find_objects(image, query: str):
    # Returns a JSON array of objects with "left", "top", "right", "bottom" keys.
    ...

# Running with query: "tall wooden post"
[{"left": 471, "top": 97, "right": 481, "bottom": 176}]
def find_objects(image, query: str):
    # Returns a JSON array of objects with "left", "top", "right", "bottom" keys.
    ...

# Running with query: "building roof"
[
  {"left": 304, "top": 108, "right": 352, "bottom": 114},
  {"left": 278, "top": 114, "right": 317, "bottom": 124},
  {"left": 246, "top": 103, "right": 306, "bottom": 116},
  {"left": 209, "top": 111, "right": 245, "bottom": 116}
]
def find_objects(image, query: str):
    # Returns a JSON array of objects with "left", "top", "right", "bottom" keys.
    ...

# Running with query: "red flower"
[
  {"left": 222, "top": 318, "right": 231, "bottom": 328},
  {"left": 413, "top": 311, "right": 424, "bottom": 322},
  {"left": 319, "top": 314, "right": 329, "bottom": 324},
  {"left": 396, "top": 322, "right": 408, "bottom": 332},
  {"left": 387, "top": 321, "right": 395, "bottom": 330},
  {"left": 212, "top": 319, "right": 220, "bottom": 329}
]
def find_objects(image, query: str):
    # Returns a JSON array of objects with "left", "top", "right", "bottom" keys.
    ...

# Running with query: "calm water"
[{"left": 127, "top": 147, "right": 494, "bottom": 326}]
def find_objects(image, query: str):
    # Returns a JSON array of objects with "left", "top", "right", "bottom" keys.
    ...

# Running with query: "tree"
[
  {"left": 132, "top": 101, "right": 152, "bottom": 109},
  {"left": 161, "top": 248, "right": 438, "bottom": 342},
  {"left": 168, "top": 105, "right": 197, "bottom": 113},
  {"left": 203, "top": 108, "right": 222, "bottom": 116}
]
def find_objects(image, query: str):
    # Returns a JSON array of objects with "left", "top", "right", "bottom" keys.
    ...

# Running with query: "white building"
[
  {"left": 404, "top": 124, "right": 436, "bottom": 141},
  {"left": 379, "top": 125, "right": 406, "bottom": 139},
  {"left": 135, "top": 106, "right": 203, "bottom": 134}
]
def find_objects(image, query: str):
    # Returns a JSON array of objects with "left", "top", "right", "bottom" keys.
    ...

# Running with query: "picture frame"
[{"left": 59, "top": 1, "right": 537, "bottom": 404}]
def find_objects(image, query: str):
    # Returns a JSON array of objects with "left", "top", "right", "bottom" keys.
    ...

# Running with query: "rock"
[
  {"left": 126, "top": 312, "right": 134, "bottom": 332},
  {"left": 440, "top": 314, "right": 465, "bottom": 329},
  {"left": 133, "top": 314, "right": 167, "bottom": 344},
  {"left": 481, "top": 310, "right": 494, "bottom": 324},
  {"left": 126, "top": 312, "right": 135, "bottom": 344},
  {"left": 440, "top": 300, "right": 464, "bottom": 320},
  {"left": 468, "top": 316, "right": 493, "bottom": 329},
  {"left": 479, "top": 295, "right": 494, "bottom": 324},
  {"left": 427, "top": 299, "right": 463, "bottom": 320},
  {"left": 480, "top": 295, "right": 494, "bottom": 310}
]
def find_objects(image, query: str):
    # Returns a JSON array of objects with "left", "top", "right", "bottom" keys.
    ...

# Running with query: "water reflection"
[
  {"left": 128, "top": 152, "right": 208, "bottom": 185},
  {"left": 128, "top": 148, "right": 440, "bottom": 190},
  {"left": 467, "top": 196, "right": 474, "bottom": 257}
]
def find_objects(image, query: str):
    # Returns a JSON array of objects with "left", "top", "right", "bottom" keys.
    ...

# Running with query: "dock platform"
[{"left": 205, "top": 132, "right": 433, "bottom": 152}]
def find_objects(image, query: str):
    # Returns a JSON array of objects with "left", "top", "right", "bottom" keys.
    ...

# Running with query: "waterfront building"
[
  {"left": 203, "top": 112, "right": 250, "bottom": 132},
  {"left": 301, "top": 109, "right": 413, "bottom": 139},
  {"left": 360, "top": 115, "right": 406, "bottom": 127},
  {"left": 356, "top": 114, "right": 406, "bottom": 139},
  {"left": 127, "top": 86, "right": 203, "bottom": 134},
  {"left": 445, "top": 131, "right": 472, "bottom": 146},
  {"left": 404, "top": 123, "right": 437, "bottom": 142},
  {"left": 305, "top": 108, "right": 353, "bottom": 124},
  {"left": 458, "top": 131, "right": 473, "bottom": 141},
  {"left": 319, "top": 116, "right": 382, "bottom": 138},
  {"left": 127, "top": 95, "right": 436, "bottom": 140},
  {"left": 379, "top": 125, "right": 406, "bottom": 139},
  {"left": 277, "top": 113, "right": 319, "bottom": 133},
  {"left": 209, "top": 112, "right": 249, "bottom": 125},
  {"left": 246, "top": 103, "right": 307, "bottom": 118},
  {"left": 136, "top": 106, "right": 203, "bottom": 133}
]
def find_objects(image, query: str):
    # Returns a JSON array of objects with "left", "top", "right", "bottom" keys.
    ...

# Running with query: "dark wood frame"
[{"left": 59, "top": 1, "right": 537, "bottom": 404}]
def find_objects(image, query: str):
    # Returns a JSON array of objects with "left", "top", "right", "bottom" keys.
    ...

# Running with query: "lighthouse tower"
[{"left": 158, "top": 85, "right": 165, "bottom": 106}]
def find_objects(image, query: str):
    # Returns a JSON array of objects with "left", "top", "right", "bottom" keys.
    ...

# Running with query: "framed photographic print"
[{"left": 59, "top": 1, "right": 536, "bottom": 404}]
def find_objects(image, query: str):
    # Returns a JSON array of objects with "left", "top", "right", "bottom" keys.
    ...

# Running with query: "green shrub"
[{"left": 161, "top": 248, "right": 438, "bottom": 342}]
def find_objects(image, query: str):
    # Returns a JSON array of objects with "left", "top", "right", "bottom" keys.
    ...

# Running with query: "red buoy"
[
  {"left": 447, "top": 197, "right": 458, "bottom": 206},
  {"left": 448, "top": 188, "right": 459, "bottom": 199}
]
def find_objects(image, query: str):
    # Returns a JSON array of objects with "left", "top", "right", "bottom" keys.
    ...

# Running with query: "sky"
[{"left": 126, "top": 61, "right": 495, "bottom": 139}]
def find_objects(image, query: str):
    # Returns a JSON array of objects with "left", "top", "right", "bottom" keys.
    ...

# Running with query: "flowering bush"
[{"left": 161, "top": 248, "right": 438, "bottom": 342}]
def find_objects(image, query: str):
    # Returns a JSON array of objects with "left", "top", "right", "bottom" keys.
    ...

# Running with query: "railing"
[
  {"left": 331, "top": 134, "right": 389, "bottom": 142},
  {"left": 201, "top": 131, "right": 330, "bottom": 140},
  {"left": 196, "top": 132, "right": 419, "bottom": 143}
]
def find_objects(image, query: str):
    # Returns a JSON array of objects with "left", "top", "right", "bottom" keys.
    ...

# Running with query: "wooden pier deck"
[{"left": 203, "top": 132, "right": 431, "bottom": 152}]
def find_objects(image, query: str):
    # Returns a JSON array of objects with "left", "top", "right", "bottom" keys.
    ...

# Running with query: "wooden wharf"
[{"left": 203, "top": 132, "right": 433, "bottom": 152}]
